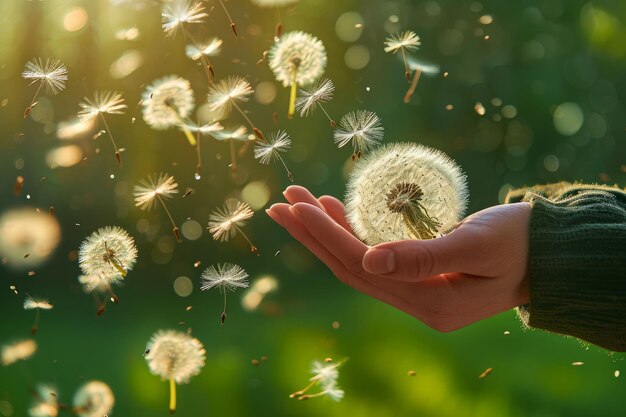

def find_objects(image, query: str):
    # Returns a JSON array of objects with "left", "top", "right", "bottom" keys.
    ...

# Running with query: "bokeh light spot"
[
  {"left": 63, "top": 7, "right": 88, "bottom": 32},
  {"left": 173, "top": 276, "right": 193, "bottom": 297},
  {"left": 344, "top": 45, "right": 370, "bottom": 70},
  {"left": 335, "top": 12, "right": 364, "bottom": 42},
  {"left": 553, "top": 102, "right": 584, "bottom": 136}
]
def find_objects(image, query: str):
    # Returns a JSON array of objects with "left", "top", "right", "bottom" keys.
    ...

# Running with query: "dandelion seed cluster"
[
  {"left": 28, "top": 384, "right": 58, "bottom": 417},
  {"left": 78, "top": 91, "right": 127, "bottom": 120},
  {"left": 145, "top": 330, "right": 206, "bottom": 383},
  {"left": 133, "top": 173, "right": 179, "bottom": 210},
  {"left": 334, "top": 110, "right": 384, "bottom": 156},
  {"left": 1, "top": 339, "right": 37, "bottom": 366},
  {"left": 296, "top": 78, "right": 334, "bottom": 117},
  {"left": 22, "top": 58, "right": 68, "bottom": 95},
  {"left": 161, "top": 0, "right": 208, "bottom": 36},
  {"left": 186, "top": 38, "right": 223, "bottom": 60},
  {"left": 345, "top": 142, "right": 469, "bottom": 245},
  {"left": 24, "top": 296, "right": 53, "bottom": 310},
  {"left": 78, "top": 226, "right": 138, "bottom": 281},
  {"left": 208, "top": 200, "right": 254, "bottom": 241},
  {"left": 254, "top": 130, "right": 292, "bottom": 164},
  {"left": 72, "top": 381, "right": 115, "bottom": 417},
  {"left": 269, "top": 31, "right": 327, "bottom": 87},
  {"left": 207, "top": 76, "right": 254, "bottom": 115},
  {"left": 142, "top": 75, "right": 195, "bottom": 129}
]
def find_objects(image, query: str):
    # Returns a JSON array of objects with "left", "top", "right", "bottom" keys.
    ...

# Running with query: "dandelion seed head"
[
  {"left": 145, "top": 330, "right": 205, "bottom": 383},
  {"left": 296, "top": 78, "right": 334, "bottom": 117},
  {"left": 254, "top": 130, "right": 291, "bottom": 165},
  {"left": 78, "top": 91, "right": 127, "bottom": 120},
  {"left": 206, "top": 76, "right": 253, "bottom": 115},
  {"left": 24, "top": 295, "right": 53, "bottom": 310},
  {"left": 1, "top": 339, "right": 37, "bottom": 366},
  {"left": 269, "top": 31, "right": 327, "bottom": 87},
  {"left": 28, "top": 384, "right": 58, "bottom": 417},
  {"left": 384, "top": 31, "right": 421, "bottom": 53},
  {"left": 200, "top": 263, "right": 249, "bottom": 292},
  {"left": 406, "top": 57, "right": 440, "bottom": 74},
  {"left": 310, "top": 360, "right": 340, "bottom": 385},
  {"left": 133, "top": 173, "right": 179, "bottom": 210},
  {"left": 78, "top": 226, "right": 138, "bottom": 280},
  {"left": 72, "top": 381, "right": 115, "bottom": 417},
  {"left": 210, "top": 125, "right": 248, "bottom": 141},
  {"left": 208, "top": 200, "right": 254, "bottom": 241},
  {"left": 22, "top": 58, "right": 68, "bottom": 95},
  {"left": 186, "top": 38, "right": 223, "bottom": 60},
  {"left": 162, "top": 0, "right": 208, "bottom": 36},
  {"left": 0, "top": 208, "right": 61, "bottom": 270},
  {"left": 251, "top": 0, "right": 298, "bottom": 7},
  {"left": 142, "top": 75, "right": 195, "bottom": 130},
  {"left": 334, "top": 110, "right": 384, "bottom": 155},
  {"left": 325, "top": 383, "right": 344, "bottom": 401},
  {"left": 345, "top": 142, "right": 469, "bottom": 245}
]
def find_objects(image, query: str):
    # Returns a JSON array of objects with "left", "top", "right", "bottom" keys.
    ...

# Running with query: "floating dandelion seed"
[
  {"left": 186, "top": 38, "right": 222, "bottom": 60},
  {"left": 145, "top": 330, "right": 205, "bottom": 414},
  {"left": 216, "top": 0, "right": 238, "bottom": 38},
  {"left": 208, "top": 199, "right": 257, "bottom": 254},
  {"left": 207, "top": 76, "right": 265, "bottom": 140},
  {"left": 78, "top": 91, "right": 127, "bottom": 167},
  {"left": 207, "top": 125, "right": 249, "bottom": 177},
  {"left": 161, "top": 0, "right": 208, "bottom": 36},
  {"left": 184, "top": 120, "right": 224, "bottom": 178},
  {"left": 269, "top": 31, "right": 327, "bottom": 118},
  {"left": 384, "top": 31, "right": 421, "bottom": 82},
  {"left": 73, "top": 381, "right": 115, "bottom": 417},
  {"left": 334, "top": 110, "right": 384, "bottom": 159},
  {"left": 134, "top": 173, "right": 182, "bottom": 242},
  {"left": 251, "top": 0, "right": 299, "bottom": 38},
  {"left": 22, "top": 58, "right": 68, "bottom": 118},
  {"left": 404, "top": 57, "right": 440, "bottom": 103},
  {"left": 142, "top": 75, "right": 197, "bottom": 145},
  {"left": 200, "top": 263, "right": 249, "bottom": 324},
  {"left": 290, "top": 359, "right": 346, "bottom": 401},
  {"left": 24, "top": 295, "right": 53, "bottom": 335},
  {"left": 29, "top": 384, "right": 58, "bottom": 417},
  {"left": 254, "top": 130, "right": 293, "bottom": 181},
  {"left": 1, "top": 339, "right": 37, "bottom": 366},
  {"left": 345, "top": 142, "right": 469, "bottom": 245},
  {"left": 296, "top": 78, "right": 336, "bottom": 127}
]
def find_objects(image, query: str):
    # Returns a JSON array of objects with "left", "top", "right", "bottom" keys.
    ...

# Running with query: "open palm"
[{"left": 267, "top": 186, "right": 531, "bottom": 331}]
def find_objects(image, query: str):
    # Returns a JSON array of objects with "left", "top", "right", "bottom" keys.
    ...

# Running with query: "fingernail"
[
  {"left": 265, "top": 209, "right": 280, "bottom": 222},
  {"left": 363, "top": 249, "right": 396, "bottom": 274}
]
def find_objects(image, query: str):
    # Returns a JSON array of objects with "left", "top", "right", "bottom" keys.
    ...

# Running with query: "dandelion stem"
[
  {"left": 235, "top": 226, "right": 259, "bottom": 255},
  {"left": 218, "top": 0, "right": 237, "bottom": 38},
  {"left": 169, "top": 378, "right": 176, "bottom": 414},
  {"left": 400, "top": 47, "right": 411, "bottom": 82},
  {"left": 157, "top": 195, "right": 182, "bottom": 243},
  {"left": 232, "top": 101, "right": 265, "bottom": 141},
  {"left": 289, "top": 380, "right": 318, "bottom": 398},
  {"left": 221, "top": 290, "right": 227, "bottom": 325},
  {"left": 195, "top": 131, "right": 202, "bottom": 177},
  {"left": 319, "top": 104, "right": 337, "bottom": 128},
  {"left": 288, "top": 69, "right": 298, "bottom": 119},
  {"left": 228, "top": 138, "right": 238, "bottom": 177},
  {"left": 298, "top": 391, "right": 328, "bottom": 400},
  {"left": 31, "top": 309, "right": 40, "bottom": 335},
  {"left": 24, "top": 82, "right": 43, "bottom": 118},
  {"left": 404, "top": 69, "right": 422, "bottom": 104},
  {"left": 99, "top": 114, "right": 122, "bottom": 168}
]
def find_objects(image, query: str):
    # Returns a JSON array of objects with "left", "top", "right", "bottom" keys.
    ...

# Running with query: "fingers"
[
  {"left": 290, "top": 203, "right": 368, "bottom": 275},
  {"left": 283, "top": 185, "right": 325, "bottom": 210},
  {"left": 362, "top": 232, "right": 480, "bottom": 281},
  {"left": 318, "top": 195, "right": 353, "bottom": 233},
  {"left": 266, "top": 204, "right": 414, "bottom": 312}
]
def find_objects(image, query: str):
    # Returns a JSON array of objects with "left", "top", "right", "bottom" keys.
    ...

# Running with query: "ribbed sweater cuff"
[{"left": 511, "top": 186, "right": 626, "bottom": 351}]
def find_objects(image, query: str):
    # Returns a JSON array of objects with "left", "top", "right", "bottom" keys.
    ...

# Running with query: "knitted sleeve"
[{"left": 505, "top": 183, "right": 626, "bottom": 351}]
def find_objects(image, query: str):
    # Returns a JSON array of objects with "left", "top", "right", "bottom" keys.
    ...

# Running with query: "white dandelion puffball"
[
  {"left": 251, "top": 0, "right": 298, "bottom": 7},
  {"left": 78, "top": 226, "right": 138, "bottom": 281},
  {"left": 73, "top": 381, "right": 115, "bottom": 417},
  {"left": 142, "top": 75, "right": 195, "bottom": 129},
  {"left": 345, "top": 142, "right": 469, "bottom": 245},
  {"left": 145, "top": 330, "right": 206, "bottom": 383},
  {"left": 269, "top": 31, "right": 327, "bottom": 87},
  {"left": 0, "top": 207, "right": 61, "bottom": 270}
]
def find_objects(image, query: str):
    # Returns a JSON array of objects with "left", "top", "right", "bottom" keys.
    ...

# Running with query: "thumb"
[{"left": 362, "top": 231, "right": 480, "bottom": 281}]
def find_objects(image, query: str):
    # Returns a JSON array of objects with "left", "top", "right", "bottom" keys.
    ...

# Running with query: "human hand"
[{"left": 266, "top": 186, "right": 531, "bottom": 332}]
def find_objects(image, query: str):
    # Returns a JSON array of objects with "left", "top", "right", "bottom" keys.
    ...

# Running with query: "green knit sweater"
[{"left": 505, "top": 182, "right": 626, "bottom": 351}]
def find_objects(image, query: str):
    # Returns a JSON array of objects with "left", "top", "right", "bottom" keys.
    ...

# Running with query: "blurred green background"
[{"left": 1, "top": 0, "right": 625, "bottom": 416}]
